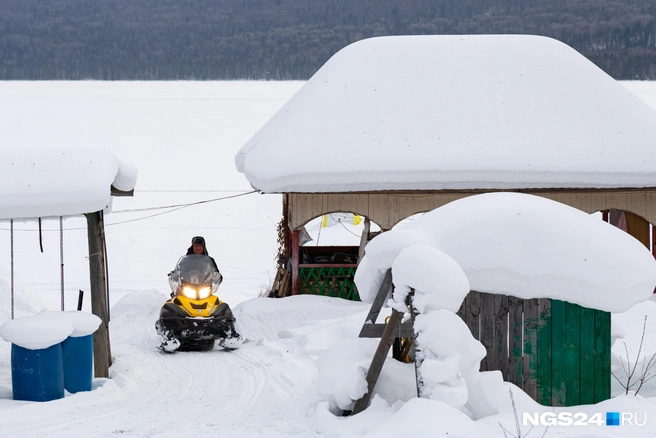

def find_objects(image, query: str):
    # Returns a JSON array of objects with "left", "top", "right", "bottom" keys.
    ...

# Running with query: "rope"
[
  {"left": 60, "top": 216, "right": 65, "bottom": 311},
  {"left": 10, "top": 220, "right": 14, "bottom": 320},
  {"left": 334, "top": 215, "right": 360, "bottom": 237},
  {"left": 110, "top": 190, "right": 257, "bottom": 214}
]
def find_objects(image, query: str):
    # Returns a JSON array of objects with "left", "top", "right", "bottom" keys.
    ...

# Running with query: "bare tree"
[
  {"left": 611, "top": 316, "right": 656, "bottom": 396},
  {"left": 498, "top": 387, "right": 548, "bottom": 438}
]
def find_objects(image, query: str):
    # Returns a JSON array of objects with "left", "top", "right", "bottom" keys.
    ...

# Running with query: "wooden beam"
[
  {"left": 358, "top": 269, "right": 393, "bottom": 332},
  {"left": 625, "top": 210, "right": 650, "bottom": 249},
  {"left": 357, "top": 218, "right": 371, "bottom": 263},
  {"left": 358, "top": 322, "right": 414, "bottom": 338},
  {"left": 352, "top": 307, "right": 403, "bottom": 415},
  {"left": 291, "top": 230, "right": 300, "bottom": 295},
  {"left": 110, "top": 186, "right": 134, "bottom": 197},
  {"left": 85, "top": 210, "right": 111, "bottom": 378}
]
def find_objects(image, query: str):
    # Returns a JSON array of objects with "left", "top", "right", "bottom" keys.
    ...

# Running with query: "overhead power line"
[{"left": 0, "top": 190, "right": 258, "bottom": 231}]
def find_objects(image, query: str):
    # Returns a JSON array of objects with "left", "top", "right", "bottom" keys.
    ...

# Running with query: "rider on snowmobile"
[{"left": 158, "top": 236, "right": 243, "bottom": 352}]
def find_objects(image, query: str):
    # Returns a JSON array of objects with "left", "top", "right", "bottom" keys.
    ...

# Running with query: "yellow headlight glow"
[
  {"left": 198, "top": 286, "right": 211, "bottom": 299},
  {"left": 182, "top": 286, "right": 197, "bottom": 299}
]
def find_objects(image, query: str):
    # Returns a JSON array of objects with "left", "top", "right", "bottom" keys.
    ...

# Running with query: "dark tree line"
[{"left": 1, "top": 0, "right": 655, "bottom": 80}]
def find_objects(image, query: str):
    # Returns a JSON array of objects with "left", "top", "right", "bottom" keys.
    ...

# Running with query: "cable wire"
[{"left": 0, "top": 190, "right": 258, "bottom": 231}]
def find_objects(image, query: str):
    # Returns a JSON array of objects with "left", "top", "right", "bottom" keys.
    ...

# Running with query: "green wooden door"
[
  {"left": 530, "top": 299, "right": 611, "bottom": 406},
  {"left": 458, "top": 292, "right": 611, "bottom": 407}
]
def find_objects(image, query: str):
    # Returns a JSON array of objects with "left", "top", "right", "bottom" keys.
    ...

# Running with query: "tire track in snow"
[
  {"left": 0, "top": 348, "right": 191, "bottom": 436},
  {"left": 0, "top": 344, "right": 277, "bottom": 436}
]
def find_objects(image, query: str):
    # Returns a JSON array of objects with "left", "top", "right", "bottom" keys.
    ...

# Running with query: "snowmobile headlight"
[
  {"left": 197, "top": 286, "right": 211, "bottom": 299},
  {"left": 182, "top": 286, "right": 198, "bottom": 299}
]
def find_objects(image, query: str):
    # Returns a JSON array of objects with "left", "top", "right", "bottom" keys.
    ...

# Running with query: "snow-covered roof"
[
  {"left": 0, "top": 148, "right": 137, "bottom": 220},
  {"left": 236, "top": 35, "right": 656, "bottom": 193}
]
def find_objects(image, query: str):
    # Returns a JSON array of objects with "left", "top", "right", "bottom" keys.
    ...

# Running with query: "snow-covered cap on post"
[
  {"left": 0, "top": 310, "right": 102, "bottom": 350},
  {"left": 0, "top": 148, "right": 137, "bottom": 220},
  {"left": 236, "top": 35, "right": 656, "bottom": 193},
  {"left": 0, "top": 315, "right": 73, "bottom": 350},
  {"left": 37, "top": 309, "right": 102, "bottom": 338}
]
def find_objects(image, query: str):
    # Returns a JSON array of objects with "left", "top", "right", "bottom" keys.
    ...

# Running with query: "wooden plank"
[
  {"left": 358, "top": 322, "right": 414, "bottom": 338},
  {"left": 508, "top": 296, "right": 523, "bottom": 388},
  {"left": 279, "top": 269, "right": 290, "bottom": 298},
  {"left": 494, "top": 294, "right": 509, "bottom": 379},
  {"left": 550, "top": 299, "right": 567, "bottom": 406},
  {"left": 653, "top": 221, "right": 656, "bottom": 258},
  {"left": 85, "top": 211, "right": 111, "bottom": 378},
  {"left": 653, "top": 223, "right": 656, "bottom": 294},
  {"left": 360, "top": 269, "right": 393, "bottom": 325},
  {"left": 479, "top": 293, "right": 495, "bottom": 371},
  {"left": 536, "top": 299, "right": 552, "bottom": 405},
  {"left": 579, "top": 306, "right": 596, "bottom": 405},
  {"left": 564, "top": 302, "right": 581, "bottom": 406},
  {"left": 594, "top": 310, "right": 611, "bottom": 403},
  {"left": 456, "top": 292, "right": 467, "bottom": 322},
  {"left": 468, "top": 292, "right": 481, "bottom": 341},
  {"left": 351, "top": 308, "right": 403, "bottom": 415},
  {"left": 298, "top": 263, "right": 358, "bottom": 268},
  {"left": 625, "top": 211, "right": 650, "bottom": 249},
  {"left": 523, "top": 298, "right": 539, "bottom": 400},
  {"left": 357, "top": 218, "right": 371, "bottom": 264},
  {"left": 110, "top": 186, "right": 134, "bottom": 196},
  {"left": 289, "top": 190, "right": 656, "bottom": 232},
  {"left": 291, "top": 230, "right": 300, "bottom": 295}
]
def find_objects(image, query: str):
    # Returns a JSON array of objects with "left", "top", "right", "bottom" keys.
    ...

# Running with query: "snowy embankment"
[{"left": 0, "top": 270, "right": 656, "bottom": 437}]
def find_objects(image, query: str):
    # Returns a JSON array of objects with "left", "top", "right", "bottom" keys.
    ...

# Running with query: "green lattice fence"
[{"left": 298, "top": 266, "right": 360, "bottom": 301}]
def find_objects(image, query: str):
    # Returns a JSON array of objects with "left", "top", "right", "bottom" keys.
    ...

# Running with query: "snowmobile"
[{"left": 155, "top": 254, "right": 241, "bottom": 353}]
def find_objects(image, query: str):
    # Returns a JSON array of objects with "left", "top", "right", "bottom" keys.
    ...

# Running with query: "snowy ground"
[{"left": 0, "top": 81, "right": 655, "bottom": 437}]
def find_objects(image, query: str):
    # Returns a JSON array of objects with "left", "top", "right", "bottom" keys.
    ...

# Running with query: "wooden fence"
[{"left": 457, "top": 291, "right": 610, "bottom": 407}]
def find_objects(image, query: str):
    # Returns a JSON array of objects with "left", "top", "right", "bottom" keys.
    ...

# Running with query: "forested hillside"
[{"left": 1, "top": 0, "right": 655, "bottom": 80}]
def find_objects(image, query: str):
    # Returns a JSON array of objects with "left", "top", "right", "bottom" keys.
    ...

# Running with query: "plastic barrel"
[
  {"left": 11, "top": 343, "right": 64, "bottom": 402},
  {"left": 62, "top": 334, "right": 93, "bottom": 393}
]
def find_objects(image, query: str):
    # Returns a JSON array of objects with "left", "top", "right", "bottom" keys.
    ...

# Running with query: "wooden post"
[
  {"left": 352, "top": 307, "right": 403, "bottom": 415},
  {"left": 357, "top": 218, "right": 371, "bottom": 264},
  {"left": 86, "top": 210, "right": 111, "bottom": 378},
  {"left": 291, "top": 229, "right": 300, "bottom": 295},
  {"left": 653, "top": 223, "right": 656, "bottom": 293},
  {"left": 653, "top": 222, "right": 656, "bottom": 258}
]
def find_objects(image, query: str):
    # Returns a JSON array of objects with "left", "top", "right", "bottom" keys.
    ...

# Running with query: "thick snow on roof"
[
  {"left": 0, "top": 148, "right": 137, "bottom": 220},
  {"left": 236, "top": 35, "right": 656, "bottom": 193}
]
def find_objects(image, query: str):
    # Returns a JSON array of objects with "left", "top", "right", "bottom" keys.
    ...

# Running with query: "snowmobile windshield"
[
  {"left": 175, "top": 255, "right": 217, "bottom": 286},
  {"left": 169, "top": 254, "right": 222, "bottom": 297}
]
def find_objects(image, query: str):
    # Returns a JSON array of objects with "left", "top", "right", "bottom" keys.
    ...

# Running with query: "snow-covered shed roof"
[
  {"left": 0, "top": 148, "right": 137, "bottom": 220},
  {"left": 236, "top": 35, "right": 656, "bottom": 193}
]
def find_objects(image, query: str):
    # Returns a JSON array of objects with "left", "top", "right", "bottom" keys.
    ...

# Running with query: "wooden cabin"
[{"left": 236, "top": 35, "right": 656, "bottom": 405}]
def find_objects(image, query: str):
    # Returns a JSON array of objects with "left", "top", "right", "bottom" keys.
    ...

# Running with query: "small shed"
[
  {"left": 236, "top": 35, "right": 656, "bottom": 406},
  {"left": 0, "top": 148, "right": 137, "bottom": 378}
]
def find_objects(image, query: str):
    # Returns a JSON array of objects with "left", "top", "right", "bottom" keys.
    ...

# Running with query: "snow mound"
[
  {"left": 358, "top": 192, "right": 656, "bottom": 313},
  {"left": 234, "top": 295, "right": 367, "bottom": 341}
]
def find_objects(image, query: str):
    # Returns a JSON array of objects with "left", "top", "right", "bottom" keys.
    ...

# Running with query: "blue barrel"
[
  {"left": 11, "top": 343, "right": 64, "bottom": 402},
  {"left": 62, "top": 334, "right": 93, "bottom": 393}
]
